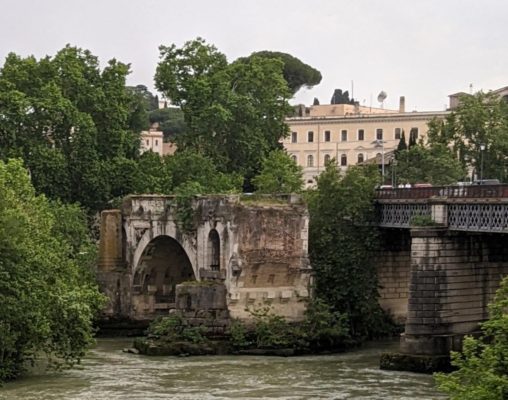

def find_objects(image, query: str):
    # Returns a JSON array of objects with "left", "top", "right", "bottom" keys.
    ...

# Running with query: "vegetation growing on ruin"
[{"left": 435, "top": 276, "right": 508, "bottom": 400}]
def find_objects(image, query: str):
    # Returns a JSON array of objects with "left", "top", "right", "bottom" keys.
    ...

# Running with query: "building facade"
[{"left": 283, "top": 99, "right": 449, "bottom": 186}]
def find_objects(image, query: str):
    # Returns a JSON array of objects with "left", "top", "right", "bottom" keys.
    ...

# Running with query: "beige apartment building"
[{"left": 283, "top": 98, "right": 449, "bottom": 186}]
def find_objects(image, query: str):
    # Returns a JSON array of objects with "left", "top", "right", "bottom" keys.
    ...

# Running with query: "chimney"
[{"left": 399, "top": 96, "right": 406, "bottom": 113}]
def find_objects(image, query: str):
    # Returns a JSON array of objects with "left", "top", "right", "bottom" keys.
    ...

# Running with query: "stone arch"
[
  {"left": 133, "top": 235, "right": 195, "bottom": 307},
  {"left": 131, "top": 227, "right": 197, "bottom": 278},
  {"left": 208, "top": 229, "right": 220, "bottom": 271}
]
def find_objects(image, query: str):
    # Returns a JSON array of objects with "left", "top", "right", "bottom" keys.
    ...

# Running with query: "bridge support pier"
[{"left": 381, "top": 227, "right": 508, "bottom": 372}]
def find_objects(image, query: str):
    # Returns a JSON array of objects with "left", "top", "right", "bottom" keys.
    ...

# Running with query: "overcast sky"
[{"left": 1, "top": 0, "right": 506, "bottom": 111}]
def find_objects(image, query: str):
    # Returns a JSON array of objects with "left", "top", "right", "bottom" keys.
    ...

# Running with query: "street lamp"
[
  {"left": 480, "top": 143, "right": 486, "bottom": 183},
  {"left": 371, "top": 139, "right": 386, "bottom": 181}
]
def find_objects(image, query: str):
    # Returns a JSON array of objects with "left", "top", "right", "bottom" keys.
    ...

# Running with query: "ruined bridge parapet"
[{"left": 97, "top": 194, "right": 311, "bottom": 323}]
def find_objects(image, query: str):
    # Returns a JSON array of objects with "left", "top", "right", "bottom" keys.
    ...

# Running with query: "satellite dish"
[{"left": 377, "top": 91, "right": 387, "bottom": 103}]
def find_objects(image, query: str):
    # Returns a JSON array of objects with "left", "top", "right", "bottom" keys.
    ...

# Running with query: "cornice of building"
[{"left": 285, "top": 110, "right": 450, "bottom": 125}]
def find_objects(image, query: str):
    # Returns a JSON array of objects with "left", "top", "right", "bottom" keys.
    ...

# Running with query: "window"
[
  {"left": 376, "top": 152, "right": 382, "bottom": 159},
  {"left": 410, "top": 127, "right": 418, "bottom": 142},
  {"left": 155, "top": 139, "right": 158, "bottom": 146},
  {"left": 358, "top": 129, "right": 364, "bottom": 141},
  {"left": 291, "top": 155, "right": 297, "bottom": 163},
  {"left": 324, "top": 154, "right": 331, "bottom": 164},
  {"left": 357, "top": 153, "right": 364, "bottom": 163},
  {"left": 291, "top": 132, "right": 297, "bottom": 143},
  {"left": 340, "top": 154, "right": 347, "bottom": 166},
  {"left": 341, "top": 130, "right": 348, "bottom": 141},
  {"left": 376, "top": 128, "right": 383, "bottom": 140},
  {"left": 395, "top": 128, "right": 401, "bottom": 140},
  {"left": 146, "top": 140, "right": 149, "bottom": 146},
  {"left": 308, "top": 131, "right": 314, "bottom": 142},
  {"left": 324, "top": 130, "right": 331, "bottom": 142},
  {"left": 307, "top": 154, "right": 314, "bottom": 167}
]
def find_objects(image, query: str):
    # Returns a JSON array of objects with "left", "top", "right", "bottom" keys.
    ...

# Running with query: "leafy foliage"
[
  {"left": 239, "top": 51, "right": 322, "bottom": 96},
  {"left": 393, "top": 143, "right": 465, "bottom": 185},
  {"left": 147, "top": 315, "right": 206, "bottom": 344},
  {"left": 155, "top": 38, "right": 292, "bottom": 182},
  {"left": 307, "top": 163, "right": 386, "bottom": 338},
  {"left": 0, "top": 45, "right": 144, "bottom": 212},
  {"left": 435, "top": 276, "right": 508, "bottom": 400},
  {"left": 331, "top": 89, "right": 356, "bottom": 105},
  {"left": 0, "top": 159, "right": 105, "bottom": 383},
  {"left": 427, "top": 91, "right": 508, "bottom": 182},
  {"left": 252, "top": 149, "right": 303, "bottom": 193}
]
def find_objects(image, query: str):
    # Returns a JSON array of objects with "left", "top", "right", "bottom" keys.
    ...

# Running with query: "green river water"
[{"left": 0, "top": 338, "right": 445, "bottom": 400}]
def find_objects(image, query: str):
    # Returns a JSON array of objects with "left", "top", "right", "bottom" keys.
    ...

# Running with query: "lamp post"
[
  {"left": 480, "top": 143, "right": 486, "bottom": 183},
  {"left": 371, "top": 139, "right": 386, "bottom": 181}
]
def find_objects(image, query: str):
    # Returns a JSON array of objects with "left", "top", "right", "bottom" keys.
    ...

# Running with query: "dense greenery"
[
  {"left": 330, "top": 89, "right": 356, "bottom": 105},
  {"left": 393, "top": 143, "right": 465, "bottom": 185},
  {"left": 0, "top": 159, "right": 104, "bottom": 382},
  {"left": 435, "top": 276, "right": 508, "bottom": 399},
  {"left": 155, "top": 38, "right": 292, "bottom": 186},
  {"left": 252, "top": 149, "right": 303, "bottom": 193},
  {"left": 307, "top": 163, "right": 388, "bottom": 338},
  {"left": 426, "top": 92, "right": 508, "bottom": 182},
  {"left": 0, "top": 46, "right": 143, "bottom": 211},
  {"left": 238, "top": 51, "right": 322, "bottom": 96}
]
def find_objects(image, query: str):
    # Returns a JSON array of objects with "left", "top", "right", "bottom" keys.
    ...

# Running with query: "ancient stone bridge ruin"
[{"left": 97, "top": 194, "right": 311, "bottom": 326}]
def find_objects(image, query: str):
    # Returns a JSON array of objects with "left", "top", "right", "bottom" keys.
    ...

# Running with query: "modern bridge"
[{"left": 375, "top": 185, "right": 508, "bottom": 371}]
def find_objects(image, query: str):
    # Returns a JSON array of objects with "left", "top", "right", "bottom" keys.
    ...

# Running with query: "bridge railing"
[{"left": 376, "top": 185, "right": 508, "bottom": 200}]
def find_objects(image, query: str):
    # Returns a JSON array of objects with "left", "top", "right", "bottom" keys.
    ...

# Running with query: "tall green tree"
[
  {"left": 0, "top": 159, "right": 104, "bottom": 383},
  {"left": 238, "top": 51, "right": 322, "bottom": 96},
  {"left": 154, "top": 38, "right": 292, "bottom": 183},
  {"left": 307, "top": 164, "right": 384, "bottom": 338},
  {"left": 252, "top": 149, "right": 303, "bottom": 193},
  {"left": 394, "top": 144, "right": 465, "bottom": 185},
  {"left": 0, "top": 45, "right": 145, "bottom": 211},
  {"left": 427, "top": 92, "right": 508, "bottom": 182}
]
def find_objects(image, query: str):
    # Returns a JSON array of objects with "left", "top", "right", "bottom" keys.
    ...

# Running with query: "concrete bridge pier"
[{"left": 381, "top": 227, "right": 508, "bottom": 372}]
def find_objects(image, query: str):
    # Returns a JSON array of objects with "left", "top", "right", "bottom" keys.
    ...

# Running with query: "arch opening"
[
  {"left": 208, "top": 229, "right": 220, "bottom": 271},
  {"left": 133, "top": 235, "right": 195, "bottom": 314}
]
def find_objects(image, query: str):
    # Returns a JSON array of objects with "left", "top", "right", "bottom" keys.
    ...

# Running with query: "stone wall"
[
  {"left": 227, "top": 202, "right": 311, "bottom": 321},
  {"left": 401, "top": 228, "right": 508, "bottom": 355},
  {"left": 97, "top": 195, "right": 311, "bottom": 325},
  {"left": 376, "top": 229, "right": 411, "bottom": 324}
]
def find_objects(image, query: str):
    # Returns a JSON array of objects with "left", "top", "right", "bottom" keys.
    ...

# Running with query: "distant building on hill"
[{"left": 283, "top": 96, "right": 449, "bottom": 187}]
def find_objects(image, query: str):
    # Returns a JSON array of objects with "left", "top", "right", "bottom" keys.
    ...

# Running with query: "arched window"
[
  {"left": 307, "top": 155, "right": 314, "bottom": 167},
  {"left": 340, "top": 154, "right": 347, "bottom": 166},
  {"left": 208, "top": 229, "right": 220, "bottom": 271},
  {"left": 291, "top": 155, "right": 297, "bottom": 163},
  {"left": 324, "top": 154, "right": 331, "bottom": 165},
  {"left": 357, "top": 153, "right": 364, "bottom": 163}
]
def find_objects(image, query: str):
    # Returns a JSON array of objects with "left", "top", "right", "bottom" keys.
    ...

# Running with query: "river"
[{"left": 0, "top": 339, "right": 445, "bottom": 400}]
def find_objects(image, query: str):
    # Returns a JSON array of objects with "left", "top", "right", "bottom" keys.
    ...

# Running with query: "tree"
[
  {"left": 435, "top": 276, "right": 508, "bottom": 400},
  {"left": 394, "top": 144, "right": 465, "bottom": 185},
  {"left": 238, "top": 51, "right": 322, "bottom": 96},
  {"left": 149, "top": 107, "right": 186, "bottom": 138},
  {"left": 427, "top": 92, "right": 508, "bottom": 182},
  {"left": 331, "top": 89, "right": 355, "bottom": 105},
  {"left": 0, "top": 159, "right": 104, "bottom": 383},
  {"left": 154, "top": 38, "right": 292, "bottom": 183},
  {"left": 396, "top": 130, "right": 407, "bottom": 153},
  {"left": 252, "top": 149, "right": 304, "bottom": 193},
  {"left": 307, "top": 164, "right": 385, "bottom": 338},
  {"left": 0, "top": 45, "right": 144, "bottom": 211},
  {"left": 313, "top": 97, "right": 320, "bottom": 106}
]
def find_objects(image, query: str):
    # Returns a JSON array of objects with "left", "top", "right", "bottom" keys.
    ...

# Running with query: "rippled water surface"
[{"left": 0, "top": 339, "right": 445, "bottom": 400}]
